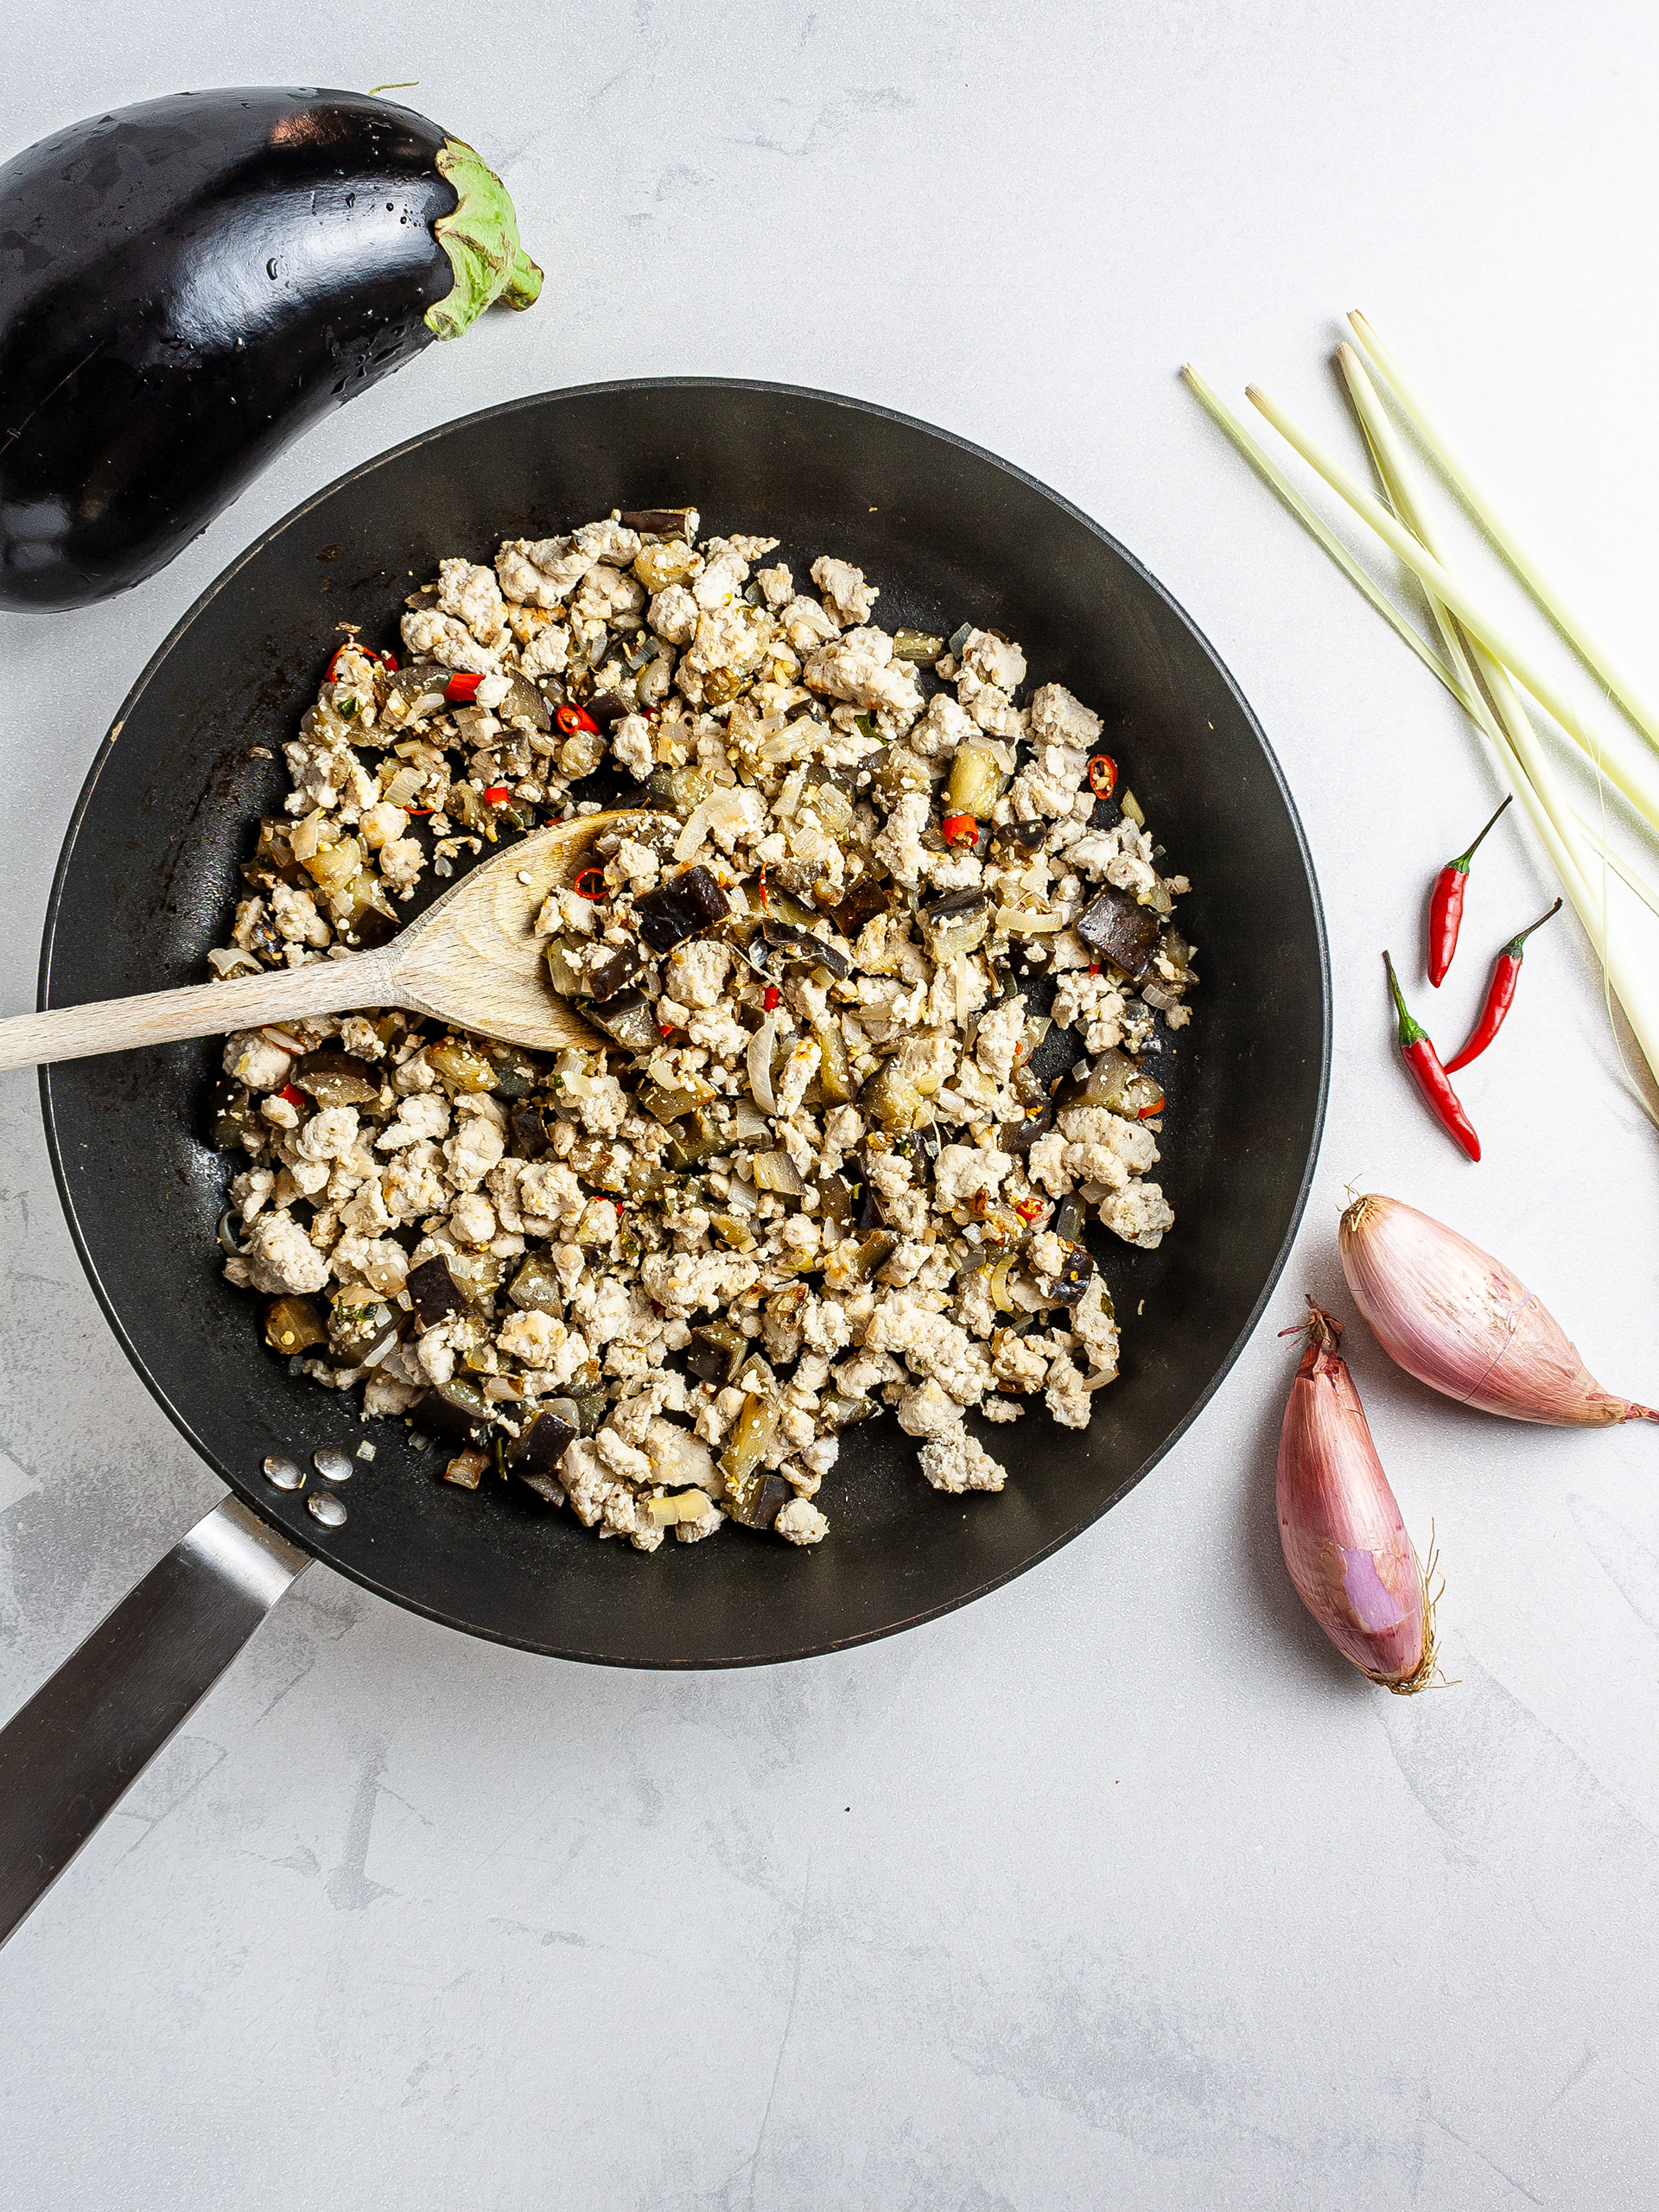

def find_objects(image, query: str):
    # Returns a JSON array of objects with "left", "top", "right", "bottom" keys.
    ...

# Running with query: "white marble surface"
[{"left": 4, "top": 5, "right": 1659, "bottom": 2204}]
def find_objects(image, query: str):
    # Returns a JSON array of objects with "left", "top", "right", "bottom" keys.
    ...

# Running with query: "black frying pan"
[{"left": 1, "top": 381, "right": 1327, "bottom": 1934}]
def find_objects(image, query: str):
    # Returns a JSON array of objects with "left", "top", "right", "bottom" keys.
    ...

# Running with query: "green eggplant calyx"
[{"left": 426, "top": 138, "right": 543, "bottom": 341}]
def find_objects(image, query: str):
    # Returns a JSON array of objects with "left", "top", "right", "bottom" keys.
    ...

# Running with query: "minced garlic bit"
[{"left": 211, "top": 516, "right": 1199, "bottom": 1553}]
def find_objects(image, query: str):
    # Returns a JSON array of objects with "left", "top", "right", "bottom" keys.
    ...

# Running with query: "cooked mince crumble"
[{"left": 212, "top": 510, "right": 1198, "bottom": 1551}]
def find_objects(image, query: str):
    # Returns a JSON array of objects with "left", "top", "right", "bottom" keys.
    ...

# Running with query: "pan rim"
[{"left": 37, "top": 373, "right": 1330, "bottom": 1667}]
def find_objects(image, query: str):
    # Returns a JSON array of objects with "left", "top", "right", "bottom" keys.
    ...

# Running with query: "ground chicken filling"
[{"left": 211, "top": 511, "right": 1198, "bottom": 1552}]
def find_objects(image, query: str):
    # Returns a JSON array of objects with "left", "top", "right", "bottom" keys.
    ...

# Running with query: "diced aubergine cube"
[
  {"left": 589, "top": 987, "right": 661, "bottom": 1054},
  {"left": 290, "top": 1049, "right": 380, "bottom": 1108},
  {"left": 918, "top": 887, "right": 991, "bottom": 962},
  {"left": 508, "top": 1105, "right": 549, "bottom": 1160},
  {"left": 505, "top": 1408, "right": 577, "bottom": 1479},
  {"left": 725, "top": 1471, "right": 793, "bottom": 1531},
  {"left": 1076, "top": 884, "right": 1160, "bottom": 977},
  {"left": 407, "top": 1255, "right": 464, "bottom": 1325},
  {"left": 586, "top": 941, "right": 645, "bottom": 1002},
  {"left": 634, "top": 864, "right": 730, "bottom": 952},
  {"left": 416, "top": 1379, "right": 487, "bottom": 1441},
  {"left": 761, "top": 918, "right": 852, "bottom": 978}
]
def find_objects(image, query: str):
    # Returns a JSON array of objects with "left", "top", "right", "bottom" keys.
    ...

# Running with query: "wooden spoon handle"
[{"left": 0, "top": 951, "right": 397, "bottom": 1073}]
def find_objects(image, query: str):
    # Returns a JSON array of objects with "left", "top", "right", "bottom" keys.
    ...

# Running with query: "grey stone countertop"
[{"left": 4, "top": 6, "right": 1659, "bottom": 2206}]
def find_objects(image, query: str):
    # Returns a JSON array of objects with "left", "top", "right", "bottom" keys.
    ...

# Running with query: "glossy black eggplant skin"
[{"left": 0, "top": 88, "right": 461, "bottom": 611}]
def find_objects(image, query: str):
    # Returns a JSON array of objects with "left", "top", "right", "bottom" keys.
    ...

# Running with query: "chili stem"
[
  {"left": 1452, "top": 795, "right": 1511, "bottom": 872},
  {"left": 1507, "top": 898, "right": 1564, "bottom": 954}
]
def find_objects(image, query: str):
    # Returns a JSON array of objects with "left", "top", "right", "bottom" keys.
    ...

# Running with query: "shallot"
[
  {"left": 1276, "top": 1301, "right": 1437, "bottom": 1693},
  {"left": 1339, "top": 1194, "right": 1657, "bottom": 1427}
]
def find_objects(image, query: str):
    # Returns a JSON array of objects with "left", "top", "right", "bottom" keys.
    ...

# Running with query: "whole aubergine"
[{"left": 0, "top": 87, "right": 542, "bottom": 611}]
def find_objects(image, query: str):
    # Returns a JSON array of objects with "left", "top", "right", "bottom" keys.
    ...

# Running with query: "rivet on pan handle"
[{"left": 0, "top": 1495, "right": 309, "bottom": 1946}]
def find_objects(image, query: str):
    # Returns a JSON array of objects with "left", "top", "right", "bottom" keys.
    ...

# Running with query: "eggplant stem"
[{"left": 427, "top": 139, "right": 544, "bottom": 340}]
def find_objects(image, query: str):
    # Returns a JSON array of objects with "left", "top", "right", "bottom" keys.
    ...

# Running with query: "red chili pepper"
[
  {"left": 445, "top": 672, "right": 485, "bottom": 704},
  {"left": 658, "top": 1023, "right": 674, "bottom": 1038},
  {"left": 1442, "top": 900, "right": 1562, "bottom": 1073},
  {"left": 762, "top": 985, "right": 781, "bottom": 1012},
  {"left": 555, "top": 701, "right": 600, "bottom": 737},
  {"left": 1137, "top": 1090, "right": 1166, "bottom": 1121},
  {"left": 1013, "top": 1196, "right": 1046, "bottom": 1224},
  {"left": 1385, "top": 952, "right": 1480, "bottom": 1160},
  {"left": 573, "top": 868, "right": 608, "bottom": 901},
  {"left": 942, "top": 812, "right": 978, "bottom": 848},
  {"left": 278, "top": 1083, "right": 306, "bottom": 1110},
  {"left": 325, "top": 642, "right": 396, "bottom": 682},
  {"left": 405, "top": 807, "right": 433, "bottom": 817},
  {"left": 756, "top": 866, "right": 768, "bottom": 908},
  {"left": 1427, "top": 796, "right": 1511, "bottom": 986},
  {"left": 482, "top": 785, "right": 512, "bottom": 804},
  {"left": 1088, "top": 753, "right": 1118, "bottom": 798}
]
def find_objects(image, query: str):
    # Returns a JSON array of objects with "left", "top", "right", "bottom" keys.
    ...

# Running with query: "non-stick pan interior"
[{"left": 40, "top": 380, "right": 1327, "bottom": 1664}]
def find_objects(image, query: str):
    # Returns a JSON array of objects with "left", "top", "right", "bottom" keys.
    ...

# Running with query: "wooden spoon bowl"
[{"left": 0, "top": 810, "right": 661, "bottom": 1071}]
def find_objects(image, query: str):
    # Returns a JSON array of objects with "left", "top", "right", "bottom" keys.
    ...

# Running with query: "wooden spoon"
[{"left": 0, "top": 810, "right": 664, "bottom": 1071}]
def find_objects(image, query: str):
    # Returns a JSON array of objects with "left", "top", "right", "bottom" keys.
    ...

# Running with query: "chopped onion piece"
[
  {"left": 674, "top": 799, "right": 714, "bottom": 862},
  {"left": 995, "top": 906, "right": 1065, "bottom": 934},
  {"left": 207, "top": 947, "right": 262, "bottom": 978},
  {"left": 752, "top": 1149, "right": 806, "bottom": 1196},
  {"left": 747, "top": 1014, "right": 780, "bottom": 1114}
]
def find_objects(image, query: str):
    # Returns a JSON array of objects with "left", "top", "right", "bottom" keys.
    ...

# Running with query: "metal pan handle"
[{"left": 0, "top": 1495, "right": 309, "bottom": 1946}]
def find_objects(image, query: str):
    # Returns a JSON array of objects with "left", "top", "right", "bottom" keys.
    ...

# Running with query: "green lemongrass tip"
[
  {"left": 1348, "top": 311, "right": 1659, "bottom": 761},
  {"left": 425, "top": 138, "right": 543, "bottom": 341},
  {"left": 1181, "top": 365, "right": 1481, "bottom": 717},
  {"left": 1245, "top": 381, "right": 1659, "bottom": 839}
]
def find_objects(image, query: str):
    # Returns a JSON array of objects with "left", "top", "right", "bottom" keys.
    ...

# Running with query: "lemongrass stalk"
[
  {"left": 1181, "top": 365, "right": 1482, "bottom": 719},
  {"left": 1245, "top": 383, "right": 1659, "bottom": 840},
  {"left": 1571, "top": 810, "right": 1659, "bottom": 922},
  {"left": 1338, "top": 345, "right": 1588, "bottom": 886},
  {"left": 1333, "top": 350, "right": 1659, "bottom": 1088},
  {"left": 1348, "top": 311, "right": 1659, "bottom": 759},
  {"left": 1338, "top": 346, "right": 1505, "bottom": 752}
]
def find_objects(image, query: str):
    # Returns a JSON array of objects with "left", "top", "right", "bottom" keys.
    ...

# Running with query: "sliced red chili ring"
[
  {"left": 1013, "top": 1196, "right": 1046, "bottom": 1223},
  {"left": 555, "top": 702, "right": 600, "bottom": 736},
  {"left": 1088, "top": 753, "right": 1118, "bottom": 798},
  {"left": 658, "top": 1022, "right": 674, "bottom": 1038},
  {"left": 325, "top": 642, "right": 397, "bottom": 682},
  {"left": 762, "top": 985, "right": 781, "bottom": 1012},
  {"left": 482, "top": 785, "right": 512, "bottom": 804},
  {"left": 573, "top": 868, "right": 609, "bottom": 901},
  {"left": 1137, "top": 1093, "right": 1166, "bottom": 1120},
  {"left": 941, "top": 812, "right": 978, "bottom": 848},
  {"left": 278, "top": 1083, "right": 307, "bottom": 1109},
  {"left": 445, "top": 671, "right": 485, "bottom": 704}
]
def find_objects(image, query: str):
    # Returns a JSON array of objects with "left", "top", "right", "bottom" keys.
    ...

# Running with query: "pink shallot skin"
[
  {"left": 1276, "top": 1304, "right": 1428, "bottom": 1689},
  {"left": 1340, "top": 1195, "right": 1658, "bottom": 1427}
]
